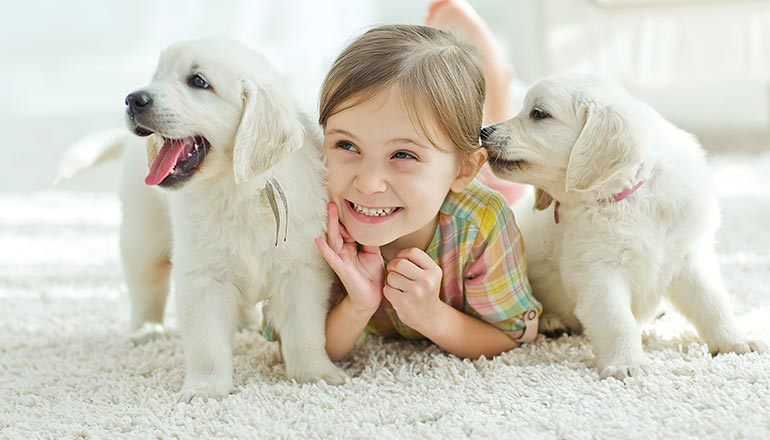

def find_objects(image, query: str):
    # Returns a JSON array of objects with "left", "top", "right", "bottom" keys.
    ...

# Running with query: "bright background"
[{"left": 3, "top": 0, "right": 770, "bottom": 193}]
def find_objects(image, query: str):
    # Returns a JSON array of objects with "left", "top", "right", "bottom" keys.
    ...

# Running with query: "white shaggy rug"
[{"left": 2, "top": 153, "right": 770, "bottom": 440}]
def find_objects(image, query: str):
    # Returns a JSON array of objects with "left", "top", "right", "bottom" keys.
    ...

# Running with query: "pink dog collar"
[
  {"left": 612, "top": 179, "right": 646, "bottom": 203},
  {"left": 553, "top": 167, "right": 656, "bottom": 224}
]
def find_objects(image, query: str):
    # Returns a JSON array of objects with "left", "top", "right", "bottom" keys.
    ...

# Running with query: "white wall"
[
  {"left": 527, "top": 0, "right": 770, "bottom": 151},
  {"left": 3, "top": 0, "right": 767, "bottom": 193}
]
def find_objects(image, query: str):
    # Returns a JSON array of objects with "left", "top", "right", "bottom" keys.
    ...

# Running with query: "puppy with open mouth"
[
  {"left": 124, "top": 39, "right": 348, "bottom": 401},
  {"left": 63, "top": 38, "right": 347, "bottom": 401}
]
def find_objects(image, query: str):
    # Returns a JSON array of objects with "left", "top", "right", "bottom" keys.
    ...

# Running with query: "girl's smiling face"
[{"left": 324, "top": 87, "right": 473, "bottom": 254}]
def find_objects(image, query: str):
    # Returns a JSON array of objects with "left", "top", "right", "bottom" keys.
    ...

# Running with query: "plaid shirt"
[
  {"left": 260, "top": 180, "right": 541, "bottom": 343},
  {"left": 366, "top": 180, "right": 541, "bottom": 342}
]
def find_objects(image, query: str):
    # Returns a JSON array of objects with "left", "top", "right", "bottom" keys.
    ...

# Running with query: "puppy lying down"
[
  {"left": 60, "top": 39, "right": 346, "bottom": 401},
  {"left": 481, "top": 74, "right": 767, "bottom": 379}
]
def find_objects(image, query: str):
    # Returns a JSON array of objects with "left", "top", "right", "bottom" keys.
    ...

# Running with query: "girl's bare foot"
[
  {"left": 425, "top": 0, "right": 515, "bottom": 124},
  {"left": 426, "top": 0, "right": 524, "bottom": 205}
]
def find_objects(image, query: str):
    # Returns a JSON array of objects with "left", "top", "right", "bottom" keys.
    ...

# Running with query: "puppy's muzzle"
[
  {"left": 480, "top": 122, "right": 526, "bottom": 173},
  {"left": 125, "top": 91, "right": 154, "bottom": 137},
  {"left": 480, "top": 122, "right": 510, "bottom": 154},
  {"left": 125, "top": 91, "right": 153, "bottom": 117},
  {"left": 480, "top": 125, "right": 497, "bottom": 142}
]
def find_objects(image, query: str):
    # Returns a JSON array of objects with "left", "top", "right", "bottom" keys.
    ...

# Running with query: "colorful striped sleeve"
[{"left": 463, "top": 192, "right": 541, "bottom": 342}]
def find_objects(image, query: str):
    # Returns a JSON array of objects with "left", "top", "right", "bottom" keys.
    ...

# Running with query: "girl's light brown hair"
[{"left": 319, "top": 24, "right": 486, "bottom": 157}]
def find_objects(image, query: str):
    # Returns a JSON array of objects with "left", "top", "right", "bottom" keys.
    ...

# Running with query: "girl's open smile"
[{"left": 346, "top": 200, "right": 404, "bottom": 224}]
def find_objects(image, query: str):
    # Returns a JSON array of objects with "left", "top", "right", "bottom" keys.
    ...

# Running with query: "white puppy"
[
  {"left": 481, "top": 74, "right": 767, "bottom": 379},
  {"left": 61, "top": 39, "right": 346, "bottom": 400}
]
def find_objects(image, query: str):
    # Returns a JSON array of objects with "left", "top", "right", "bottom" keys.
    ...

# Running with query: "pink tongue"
[{"left": 145, "top": 138, "right": 193, "bottom": 185}]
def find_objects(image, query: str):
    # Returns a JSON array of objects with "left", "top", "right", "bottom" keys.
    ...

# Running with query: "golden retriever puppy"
[
  {"left": 481, "top": 74, "right": 767, "bottom": 379},
  {"left": 63, "top": 39, "right": 347, "bottom": 401}
]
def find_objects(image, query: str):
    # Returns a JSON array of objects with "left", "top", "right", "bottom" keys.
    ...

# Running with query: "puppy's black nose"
[
  {"left": 480, "top": 125, "right": 496, "bottom": 141},
  {"left": 125, "top": 91, "right": 153, "bottom": 116}
]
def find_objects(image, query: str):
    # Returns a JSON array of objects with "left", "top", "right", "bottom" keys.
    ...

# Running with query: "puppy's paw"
[
  {"left": 749, "top": 340, "right": 769, "bottom": 353},
  {"left": 321, "top": 365, "right": 349, "bottom": 385},
  {"left": 176, "top": 378, "right": 234, "bottom": 403},
  {"left": 288, "top": 361, "right": 348, "bottom": 385},
  {"left": 129, "top": 323, "right": 165, "bottom": 345},
  {"left": 599, "top": 359, "right": 648, "bottom": 380},
  {"left": 711, "top": 338, "right": 768, "bottom": 356},
  {"left": 540, "top": 313, "right": 569, "bottom": 338},
  {"left": 317, "top": 365, "right": 349, "bottom": 385}
]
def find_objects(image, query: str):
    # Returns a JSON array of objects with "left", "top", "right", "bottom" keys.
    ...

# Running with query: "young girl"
[{"left": 315, "top": 24, "right": 541, "bottom": 361}]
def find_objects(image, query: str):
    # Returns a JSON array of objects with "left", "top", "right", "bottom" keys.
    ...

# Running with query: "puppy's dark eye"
[
  {"left": 188, "top": 74, "right": 210, "bottom": 90},
  {"left": 530, "top": 108, "right": 550, "bottom": 120}
]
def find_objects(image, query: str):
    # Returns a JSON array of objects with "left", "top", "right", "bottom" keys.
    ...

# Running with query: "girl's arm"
[
  {"left": 423, "top": 192, "right": 541, "bottom": 359},
  {"left": 383, "top": 248, "right": 522, "bottom": 359},
  {"left": 315, "top": 202, "right": 385, "bottom": 362},
  {"left": 417, "top": 302, "right": 519, "bottom": 359},
  {"left": 325, "top": 295, "right": 377, "bottom": 362}
]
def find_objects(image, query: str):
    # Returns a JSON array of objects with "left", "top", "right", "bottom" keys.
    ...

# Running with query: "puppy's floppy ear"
[
  {"left": 233, "top": 79, "right": 304, "bottom": 184},
  {"left": 565, "top": 102, "right": 642, "bottom": 192},
  {"left": 534, "top": 187, "right": 554, "bottom": 211}
]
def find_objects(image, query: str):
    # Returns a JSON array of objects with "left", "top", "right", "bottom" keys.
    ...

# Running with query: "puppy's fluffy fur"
[
  {"left": 61, "top": 39, "right": 346, "bottom": 400},
  {"left": 483, "top": 74, "right": 767, "bottom": 379}
]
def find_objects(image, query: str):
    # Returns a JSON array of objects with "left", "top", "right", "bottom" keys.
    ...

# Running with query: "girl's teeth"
[{"left": 352, "top": 202, "right": 397, "bottom": 217}]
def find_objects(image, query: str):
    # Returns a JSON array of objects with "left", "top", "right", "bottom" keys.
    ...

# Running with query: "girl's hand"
[
  {"left": 383, "top": 247, "right": 443, "bottom": 331},
  {"left": 315, "top": 202, "right": 384, "bottom": 316}
]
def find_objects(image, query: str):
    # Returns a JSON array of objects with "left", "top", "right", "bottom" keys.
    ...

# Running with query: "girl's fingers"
[
  {"left": 386, "top": 271, "right": 412, "bottom": 292},
  {"left": 329, "top": 202, "right": 357, "bottom": 248},
  {"left": 339, "top": 223, "right": 355, "bottom": 243},
  {"left": 395, "top": 247, "right": 437, "bottom": 271},
  {"left": 386, "top": 257, "right": 422, "bottom": 281},
  {"left": 382, "top": 284, "right": 402, "bottom": 303},
  {"left": 315, "top": 237, "right": 345, "bottom": 274},
  {"left": 326, "top": 203, "right": 343, "bottom": 251}
]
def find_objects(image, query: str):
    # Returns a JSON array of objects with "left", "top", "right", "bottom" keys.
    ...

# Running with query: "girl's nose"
[{"left": 353, "top": 162, "right": 387, "bottom": 195}]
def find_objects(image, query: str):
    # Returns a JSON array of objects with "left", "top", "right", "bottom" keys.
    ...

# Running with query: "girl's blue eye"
[
  {"left": 336, "top": 141, "right": 359, "bottom": 153},
  {"left": 393, "top": 151, "right": 416, "bottom": 160}
]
